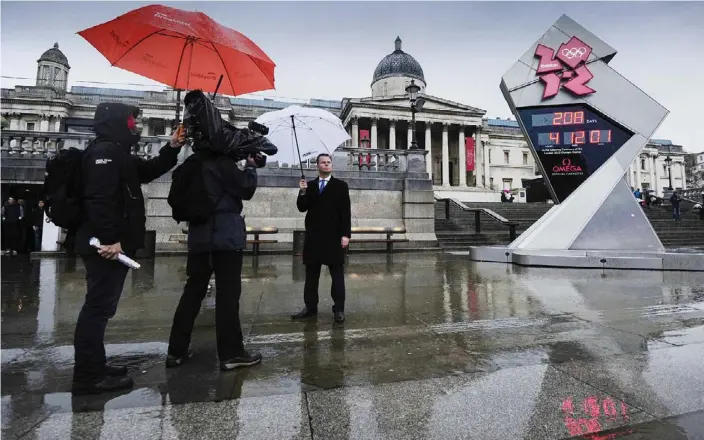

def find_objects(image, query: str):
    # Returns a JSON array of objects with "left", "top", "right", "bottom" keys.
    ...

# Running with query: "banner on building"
[
  {"left": 359, "top": 129, "right": 370, "bottom": 148},
  {"left": 465, "top": 137, "right": 475, "bottom": 171},
  {"left": 358, "top": 129, "right": 371, "bottom": 166}
]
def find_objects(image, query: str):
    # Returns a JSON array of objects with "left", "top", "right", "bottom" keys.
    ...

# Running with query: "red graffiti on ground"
[{"left": 561, "top": 396, "right": 633, "bottom": 438}]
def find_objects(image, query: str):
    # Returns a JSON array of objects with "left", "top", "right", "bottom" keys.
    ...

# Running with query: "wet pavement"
[{"left": 2, "top": 253, "right": 703, "bottom": 439}]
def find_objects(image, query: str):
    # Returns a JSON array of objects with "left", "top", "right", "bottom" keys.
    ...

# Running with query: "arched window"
[{"left": 383, "top": 82, "right": 388, "bottom": 95}]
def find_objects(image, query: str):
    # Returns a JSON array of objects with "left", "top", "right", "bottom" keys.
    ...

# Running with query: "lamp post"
[
  {"left": 664, "top": 155, "right": 673, "bottom": 190},
  {"left": 405, "top": 79, "right": 424, "bottom": 150}
]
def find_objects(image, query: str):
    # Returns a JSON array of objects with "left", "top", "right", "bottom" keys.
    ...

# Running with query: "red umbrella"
[{"left": 77, "top": 4, "right": 275, "bottom": 100}]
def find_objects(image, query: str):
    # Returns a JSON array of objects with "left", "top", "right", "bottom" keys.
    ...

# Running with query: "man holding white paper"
[{"left": 71, "top": 102, "right": 185, "bottom": 395}]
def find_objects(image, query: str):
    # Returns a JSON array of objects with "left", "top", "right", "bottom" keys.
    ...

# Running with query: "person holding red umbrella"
[{"left": 71, "top": 103, "right": 185, "bottom": 395}]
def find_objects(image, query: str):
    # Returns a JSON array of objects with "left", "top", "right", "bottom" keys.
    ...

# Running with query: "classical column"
[
  {"left": 425, "top": 123, "right": 432, "bottom": 179},
  {"left": 370, "top": 118, "right": 378, "bottom": 149},
  {"left": 635, "top": 156, "right": 642, "bottom": 189},
  {"left": 474, "top": 130, "right": 482, "bottom": 187},
  {"left": 53, "top": 116, "right": 61, "bottom": 132},
  {"left": 458, "top": 126, "right": 467, "bottom": 187},
  {"left": 653, "top": 155, "right": 661, "bottom": 195},
  {"left": 389, "top": 119, "right": 396, "bottom": 150},
  {"left": 483, "top": 140, "right": 491, "bottom": 188},
  {"left": 650, "top": 155, "right": 657, "bottom": 191},
  {"left": 441, "top": 123, "right": 450, "bottom": 187},
  {"left": 407, "top": 123, "right": 413, "bottom": 149},
  {"left": 351, "top": 117, "right": 359, "bottom": 148}
]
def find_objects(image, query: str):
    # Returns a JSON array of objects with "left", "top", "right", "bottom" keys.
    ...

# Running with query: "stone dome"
[
  {"left": 372, "top": 37, "right": 424, "bottom": 85},
  {"left": 38, "top": 43, "right": 70, "bottom": 69}
]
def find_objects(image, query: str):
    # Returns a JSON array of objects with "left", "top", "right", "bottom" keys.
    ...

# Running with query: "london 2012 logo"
[{"left": 534, "top": 36, "right": 595, "bottom": 99}]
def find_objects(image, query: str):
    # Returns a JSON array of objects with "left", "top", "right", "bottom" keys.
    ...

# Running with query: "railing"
[
  {"left": 680, "top": 187, "right": 703, "bottom": 200},
  {"left": 1, "top": 131, "right": 426, "bottom": 174},
  {"left": 435, "top": 196, "right": 519, "bottom": 241},
  {"left": 0, "top": 130, "right": 168, "bottom": 158}
]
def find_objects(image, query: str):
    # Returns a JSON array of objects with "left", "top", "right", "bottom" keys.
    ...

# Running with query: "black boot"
[
  {"left": 72, "top": 376, "right": 134, "bottom": 396},
  {"left": 106, "top": 365, "right": 128, "bottom": 376},
  {"left": 291, "top": 307, "right": 317, "bottom": 319}
]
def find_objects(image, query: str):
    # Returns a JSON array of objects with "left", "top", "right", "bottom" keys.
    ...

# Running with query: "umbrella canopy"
[
  {"left": 77, "top": 4, "right": 275, "bottom": 96},
  {"left": 255, "top": 105, "right": 350, "bottom": 173}
]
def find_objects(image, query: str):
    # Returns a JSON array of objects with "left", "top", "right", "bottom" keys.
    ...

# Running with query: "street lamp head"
[
  {"left": 405, "top": 79, "right": 421, "bottom": 103},
  {"left": 664, "top": 155, "right": 672, "bottom": 166},
  {"left": 360, "top": 138, "right": 370, "bottom": 149}
]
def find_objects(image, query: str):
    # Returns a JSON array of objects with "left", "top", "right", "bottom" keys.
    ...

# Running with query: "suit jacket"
[{"left": 296, "top": 176, "right": 352, "bottom": 266}]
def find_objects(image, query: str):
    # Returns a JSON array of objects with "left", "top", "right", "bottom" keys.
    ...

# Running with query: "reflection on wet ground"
[{"left": 2, "top": 253, "right": 704, "bottom": 439}]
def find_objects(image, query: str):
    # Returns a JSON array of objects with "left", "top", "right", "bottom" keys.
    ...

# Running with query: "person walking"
[
  {"left": 291, "top": 153, "right": 352, "bottom": 324},
  {"left": 72, "top": 102, "right": 184, "bottom": 395},
  {"left": 669, "top": 191, "right": 682, "bottom": 221}
]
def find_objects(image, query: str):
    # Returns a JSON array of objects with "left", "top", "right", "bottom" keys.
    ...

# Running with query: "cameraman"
[{"left": 166, "top": 90, "right": 265, "bottom": 371}]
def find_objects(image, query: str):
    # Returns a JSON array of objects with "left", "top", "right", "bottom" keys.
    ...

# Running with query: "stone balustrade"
[
  {"left": 1, "top": 130, "right": 429, "bottom": 181},
  {"left": 0, "top": 130, "right": 168, "bottom": 159}
]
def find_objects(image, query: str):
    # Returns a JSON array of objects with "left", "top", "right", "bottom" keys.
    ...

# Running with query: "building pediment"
[{"left": 341, "top": 94, "right": 486, "bottom": 125}]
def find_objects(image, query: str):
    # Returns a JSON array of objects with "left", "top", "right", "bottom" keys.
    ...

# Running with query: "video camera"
[{"left": 182, "top": 90, "right": 277, "bottom": 168}]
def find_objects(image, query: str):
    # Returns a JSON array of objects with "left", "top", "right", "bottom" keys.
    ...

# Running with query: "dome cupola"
[
  {"left": 36, "top": 42, "right": 70, "bottom": 92},
  {"left": 371, "top": 37, "right": 426, "bottom": 98}
]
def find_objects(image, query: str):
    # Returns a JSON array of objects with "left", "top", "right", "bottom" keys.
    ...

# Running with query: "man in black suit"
[{"left": 292, "top": 153, "right": 351, "bottom": 323}]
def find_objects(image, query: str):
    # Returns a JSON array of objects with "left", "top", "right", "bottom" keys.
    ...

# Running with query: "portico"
[{"left": 341, "top": 96, "right": 485, "bottom": 189}]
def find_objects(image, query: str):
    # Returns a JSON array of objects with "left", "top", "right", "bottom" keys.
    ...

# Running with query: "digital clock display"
[{"left": 517, "top": 105, "right": 633, "bottom": 203}]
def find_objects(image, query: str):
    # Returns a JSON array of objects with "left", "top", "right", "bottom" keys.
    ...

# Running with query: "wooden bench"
[
  {"left": 349, "top": 226, "right": 408, "bottom": 253},
  {"left": 180, "top": 226, "right": 279, "bottom": 256}
]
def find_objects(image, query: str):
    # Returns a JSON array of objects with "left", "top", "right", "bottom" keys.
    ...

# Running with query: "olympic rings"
[{"left": 561, "top": 47, "right": 587, "bottom": 59}]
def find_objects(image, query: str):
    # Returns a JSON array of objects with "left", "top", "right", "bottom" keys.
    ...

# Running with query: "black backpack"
[
  {"left": 168, "top": 150, "right": 219, "bottom": 225},
  {"left": 43, "top": 146, "right": 86, "bottom": 230}
]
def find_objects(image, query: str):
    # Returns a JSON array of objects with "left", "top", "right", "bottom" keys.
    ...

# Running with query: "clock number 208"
[{"left": 553, "top": 111, "right": 585, "bottom": 125}]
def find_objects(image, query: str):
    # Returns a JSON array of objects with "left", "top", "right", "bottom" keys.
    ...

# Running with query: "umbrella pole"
[
  {"left": 174, "top": 89, "right": 182, "bottom": 126},
  {"left": 290, "top": 115, "right": 305, "bottom": 179}
]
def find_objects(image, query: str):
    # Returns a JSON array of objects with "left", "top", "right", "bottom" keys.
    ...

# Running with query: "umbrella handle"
[{"left": 291, "top": 115, "right": 305, "bottom": 179}]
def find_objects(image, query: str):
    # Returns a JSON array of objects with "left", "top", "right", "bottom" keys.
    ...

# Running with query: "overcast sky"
[{"left": 2, "top": 1, "right": 702, "bottom": 152}]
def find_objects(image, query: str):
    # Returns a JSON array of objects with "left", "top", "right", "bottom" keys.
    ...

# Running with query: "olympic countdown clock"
[{"left": 517, "top": 105, "right": 633, "bottom": 202}]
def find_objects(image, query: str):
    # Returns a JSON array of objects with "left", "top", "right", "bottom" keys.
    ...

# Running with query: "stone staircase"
[{"left": 435, "top": 201, "right": 704, "bottom": 251}]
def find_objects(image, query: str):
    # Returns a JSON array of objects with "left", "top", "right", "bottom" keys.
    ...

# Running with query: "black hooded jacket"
[{"left": 74, "top": 102, "right": 181, "bottom": 254}]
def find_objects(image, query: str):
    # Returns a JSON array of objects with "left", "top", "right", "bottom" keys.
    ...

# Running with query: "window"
[
  {"left": 489, "top": 177, "right": 494, "bottom": 189},
  {"left": 152, "top": 119, "right": 166, "bottom": 136},
  {"left": 522, "top": 153, "right": 528, "bottom": 165},
  {"left": 663, "top": 165, "right": 667, "bottom": 174},
  {"left": 26, "top": 122, "right": 35, "bottom": 131},
  {"left": 640, "top": 158, "right": 646, "bottom": 170},
  {"left": 503, "top": 178, "right": 512, "bottom": 190},
  {"left": 488, "top": 150, "right": 492, "bottom": 164},
  {"left": 383, "top": 82, "right": 388, "bottom": 95},
  {"left": 504, "top": 151, "right": 510, "bottom": 164}
]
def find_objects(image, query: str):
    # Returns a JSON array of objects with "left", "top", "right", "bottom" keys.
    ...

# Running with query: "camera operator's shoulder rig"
[{"left": 183, "top": 90, "right": 277, "bottom": 168}]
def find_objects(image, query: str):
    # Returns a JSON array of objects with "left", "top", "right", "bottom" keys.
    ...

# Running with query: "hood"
[{"left": 93, "top": 102, "right": 141, "bottom": 150}]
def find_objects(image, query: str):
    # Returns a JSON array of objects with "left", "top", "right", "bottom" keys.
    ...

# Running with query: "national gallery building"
[{"left": 1, "top": 39, "right": 688, "bottom": 200}]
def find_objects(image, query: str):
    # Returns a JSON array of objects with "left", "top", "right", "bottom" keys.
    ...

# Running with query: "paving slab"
[
  {"left": 307, "top": 364, "right": 653, "bottom": 440},
  {"left": 553, "top": 342, "right": 704, "bottom": 419}
]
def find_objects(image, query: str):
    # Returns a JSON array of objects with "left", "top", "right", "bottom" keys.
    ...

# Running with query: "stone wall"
[{"left": 145, "top": 166, "right": 437, "bottom": 252}]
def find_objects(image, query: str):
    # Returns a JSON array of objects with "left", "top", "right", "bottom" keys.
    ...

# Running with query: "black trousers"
[
  {"left": 3, "top": 223, "right": 21, "bottom": 252},
  {"left": 73, "top": 254, "right": 130, "bottom": 382},
  {"left": 168, "top": 251, "right": 245, "bottom": 361},
  {"left": 304, "top": 263, "right": 346, "bottom": 313}
]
